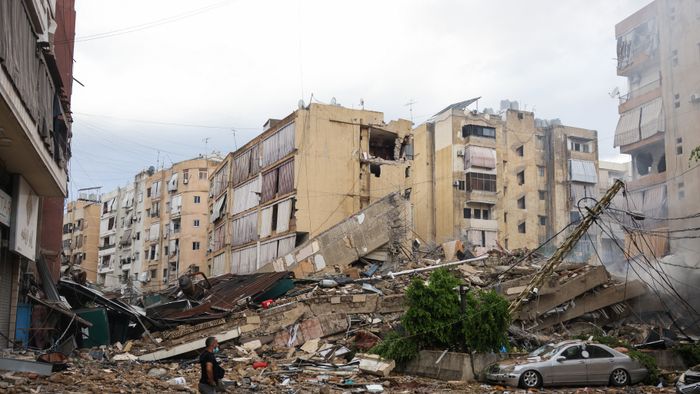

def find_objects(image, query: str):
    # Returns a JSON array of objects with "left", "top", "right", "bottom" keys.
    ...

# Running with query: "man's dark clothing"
[{"left": 199, "top": 350, "right": 225, "bottom": 385}]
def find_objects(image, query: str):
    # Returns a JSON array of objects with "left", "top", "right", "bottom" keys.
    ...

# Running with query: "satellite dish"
[
  {"left": 609, "top": 87, "right": 620, "bottom": 98},
  {"left": 331, "top": 97, "right": 337, "bottom": 105},
  {"left": 298, "top": 99, "right": 305, "bottom": 109}
]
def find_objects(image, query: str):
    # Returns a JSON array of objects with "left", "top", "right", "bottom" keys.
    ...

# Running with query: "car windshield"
[{"left": 529, "top": 344, "right": 559, "bottom": 359}]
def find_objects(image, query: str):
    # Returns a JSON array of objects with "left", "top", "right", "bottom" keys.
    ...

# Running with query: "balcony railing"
[
  {"left": 99, "top": 244, "right": 116, "bottom": 251},
  {"left": 618, "top": 79, "right": 661, "bottom": 105}
]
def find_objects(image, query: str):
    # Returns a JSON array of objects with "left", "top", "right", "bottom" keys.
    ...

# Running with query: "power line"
[{"left": 74, "top": 112, "right": 259, "bottom": 131}]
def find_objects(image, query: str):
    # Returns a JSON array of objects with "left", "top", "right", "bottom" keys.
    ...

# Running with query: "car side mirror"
[{"left": 556, "top": 356, "right": 566, "bottom": 362}]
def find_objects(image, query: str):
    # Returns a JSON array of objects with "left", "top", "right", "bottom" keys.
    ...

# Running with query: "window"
[
  {"left": 569, "top": 138, "right": 590, "bottom": 153},
  {"left": 193, "top": 241, "right": 200, "bottom": 250},
  {"left": 538, "top": 166, "right": 545, "bottom": 177},
  {"left": 535, "top": 135, "right": 544, "bottom": 150},
  {"left": 108, "top": 217, "right": 115, "bottom": 230},
  {"left": 136, "top": 232, "right": 140, "bottom": 240},
  {"left": 194, "top": 195, "right": 201, "bottom": 203},
  {"left": 465, "top": 172, "right": 497, "bottom": 192},
  {"left": 672, "top": 49, "right": 678, "bottom": 66},
  {"left": 517, "top": 170, "right": 525, "bottom": 185},
  {"left": 539, "top": 215, "right": 546, "bottom": 226},
  {"left": 463, "top": 208, "right": 471, "bottom": 219},
  {"left": 677, "top": 137, "right": 683, "bottom": 144},
  {"left": 199, "top": 169, "right": 208, "bottom": 180},
  {"left": 183, "top": 169, "right": 189, "bottom": 183},
  {"left": 458, "top": 180, "right": 465, "bottom": 191},
  {"left": 164, "top": 246, "right": 169, "bottom": 256},
  {"left": 586, "top": 345, "right": 613, "bottom": 359},
  {"left": 677, "top": 145, "right": 683, "bottom": 155},
  {"left": 504, "top": 238, "right": 508, "bottom": 249},
  {"left": 516, "top": 145, "right": 524, "bottom": 156},
  {"left": 562, "top": 346, "right": 583, "bottom": 360},
  {"left": 674, "top": 93, "right": 681, "bottom": 108},
  {"left": 150, "top": 269, "right": 157, "bottom": 279},
  {"left": 504, "top": 213, "right": 507, "bottom": 223},
  {"left": 146, "top": 187, "right": 151, "bottom": 198},
  {"left": 518, "top": 222, "right": 526, "bottom": 234},
  {"left": 517, "top": 196, "right": 526, "bottom": 209},
  {"left": 193, "top": 219, "right": 200, "bottom": 227},
  {"left": 538, "top": 190, "right": 546, "bottom": 200},
  {"left": 473, "top": 209, "right": 481, "bottom": 219},
  {"left": 461, "top": 124, "right": 496, "bottom": 139},
  {"left": 163, "top": 269, "right": 168, "bottom": 279},
  {"left": 482, "top": 209, "right": 489, "bottom": 220}
]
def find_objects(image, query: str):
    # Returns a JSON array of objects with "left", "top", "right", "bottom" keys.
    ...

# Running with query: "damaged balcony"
[
  {"left": 361, "top": 126, "right": 413, "bottom": 168},
  {"left": 616, "top": 16, "right": 659, "bottom": 75}
]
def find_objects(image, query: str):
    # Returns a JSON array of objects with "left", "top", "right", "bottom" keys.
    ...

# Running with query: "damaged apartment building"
[
  {"left": 412, "top": 99, "right": 600, "bottom": 260},
  {"left": 61, "top": 198, "right": 101, "bottom": 283},
  {"left": 206, "top": 103, "right": 413, "bottom": 276},
  {"left": 63, "top": 158, "right": 220, "bottom": 293},
  {"left": 613, "top": 0, "right": 700, "bottom": 261}
]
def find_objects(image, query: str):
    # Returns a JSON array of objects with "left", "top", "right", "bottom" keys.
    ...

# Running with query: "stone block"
[{"left": 356, "top": 353, "right": 395, "bottom": 377}]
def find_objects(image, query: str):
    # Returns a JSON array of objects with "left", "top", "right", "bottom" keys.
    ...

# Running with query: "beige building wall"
[
  {"left": 140, "top": 158, "right": 218, "bottom": 291},
  {"left": 208, "top": 103, "right": 413, "bottom": 276},
  {"left": 62, "top": 200, "right": 100, "bottom": 283}
]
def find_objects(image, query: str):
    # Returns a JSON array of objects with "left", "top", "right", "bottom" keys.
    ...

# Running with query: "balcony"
[
  {"left": 0, "top": 1, "right": 72, "bottom": 197},
  {"left": 99, "top": 243, "right": 116, "bottom": 251},
  {"left": 618, "top": 79, "right": 661, "bottom": 113},
  {"left": 464, "top": 190, "right": 497, "bottom": 205},
  {"left": 463, "top": 218, "right": 498, "bottom": 231}
]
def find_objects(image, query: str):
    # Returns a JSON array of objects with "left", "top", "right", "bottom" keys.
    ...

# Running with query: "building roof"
[{"left": 433, "top": 97, "right": 481, "bottom": 117}]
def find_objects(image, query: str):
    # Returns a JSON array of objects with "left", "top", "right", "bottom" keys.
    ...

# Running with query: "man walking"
[{"left": 199, "top": 337, "right": 225, "bottom": 393}]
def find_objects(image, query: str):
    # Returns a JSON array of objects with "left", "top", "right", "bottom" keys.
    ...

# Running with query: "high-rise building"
[
  {"left": 0, "top": 0, "right": 76, "bottom": 347},
  {"left": 412, "top": 100, "right": 600, "bottom": 260},
  {"left": 61, "top": 200, "right": 101, "bottom": 283},
  {"left": 613, "top": 0, "right": 700, "bottom": 259}
]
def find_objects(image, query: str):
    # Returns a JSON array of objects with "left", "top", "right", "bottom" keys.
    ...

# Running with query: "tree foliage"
[
  {"left": 372, "top": 268, "right": 511, "bottom": 363},
  {"left": 691, "top": 145, "right": 700, "bottom": 162}
]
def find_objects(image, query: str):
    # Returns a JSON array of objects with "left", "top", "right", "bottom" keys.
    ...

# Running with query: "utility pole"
[{"left": 508, "top": 179, "right": 625, "bottom": 315}]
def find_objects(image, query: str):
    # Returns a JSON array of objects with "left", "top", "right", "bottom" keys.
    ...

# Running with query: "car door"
[
  {"left": 584, "top": 345, "right": 616, "bottom": 385},
  {"left": 550, "top": 345, "right": 587, "bottom": 385}
]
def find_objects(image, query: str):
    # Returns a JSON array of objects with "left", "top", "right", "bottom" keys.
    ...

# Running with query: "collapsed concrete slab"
[
  {"left": 356, "top": 353, "right": 395, "bottom": 377},
  {"left": 534, "top": 280, "right": 646, "bottom": 329},
  {"left": 258, "top": 192, "right": 412, "bottom": 278},
  {"left": 138, "top": 327, "right": 241, "bottom": 361}
]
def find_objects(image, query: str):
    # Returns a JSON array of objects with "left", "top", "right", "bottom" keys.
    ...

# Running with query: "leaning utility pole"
[{"left": 508, "top": 179, "right": 625, "bottom": 314}]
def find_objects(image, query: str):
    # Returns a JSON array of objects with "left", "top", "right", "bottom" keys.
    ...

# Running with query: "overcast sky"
[{"left": 69, "top": 0, "right": 648, "bottom": 197}]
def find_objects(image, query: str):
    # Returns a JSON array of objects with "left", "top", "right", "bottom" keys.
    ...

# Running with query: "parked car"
[
  {"left": 486, "top": 340, "right": 647, "bottom": 388},
  {"left": 676, "top": 364, "right": 700, "bottom": 394}
]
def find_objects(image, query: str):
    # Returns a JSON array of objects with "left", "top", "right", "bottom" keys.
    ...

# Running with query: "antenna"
[
  {"left": 231, "top": 129, "right": 238, "bottom": 151},
  {"left": 404, "top": 99, "right": 417, "bottom": 123},
  {"left": 360, "top": 98, "right": 365, "bottom": 110},
  {"left": 203, "top": 137, "right": 211, "bottom": 160}
]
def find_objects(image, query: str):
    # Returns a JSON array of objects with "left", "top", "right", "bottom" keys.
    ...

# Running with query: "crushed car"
[
  {"left": 676, "top": 364, "right": 700, "bottom": 394},
  {"left": 487, "top": 340, "right": 647, "bottom": 389}
]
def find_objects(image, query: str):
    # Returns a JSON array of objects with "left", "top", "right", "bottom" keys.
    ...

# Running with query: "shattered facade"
[
  {"left": 412, "top": 101, "right": 600, "bottom": 260},
  {"left": 206, "top": 103, "right": 413, "bottom": 276},
  {"left": 0, "top": 0, "right": 76, "bottom": 348},
  {"left": 614, "top": 0, "right": 700, "bottom": 260}
]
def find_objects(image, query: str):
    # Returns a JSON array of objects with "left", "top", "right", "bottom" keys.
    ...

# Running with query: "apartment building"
[
  {"left": 61, "top": 199, "right": 100, "bottom": 283},
  {"left": 413, "top": 100, "right": 599, "bottom": 260},
  {"left": 614, "top": 0, "right": 700, "bottom": 259},
  {"left": 0, "top": 0, "right": 76, "bottom": 347},
  {"left": 412, "top": 100, "right": 500, "bottom": 255},
  {"left": 139, "top": 158, "right": 218, "bottom": 291},
  {"left": 598, "top": 161, "right": 631, "bottom": 266},
  {"left": 96, "top": 188, "right": 127, "bottom": 289},
  {"left": 500, "top": 112, "right": 599, "bottom": 261},
  {"left": 207, "top": 103, "right": 413, "bottom": 276}
]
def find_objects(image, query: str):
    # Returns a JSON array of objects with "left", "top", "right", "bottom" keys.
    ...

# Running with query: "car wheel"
[
  {"left": 520, "top": 370, "right": 542, "bottom": 389},
  {"left": 610, "top": 368, "right": 630, "bottom": 387}
]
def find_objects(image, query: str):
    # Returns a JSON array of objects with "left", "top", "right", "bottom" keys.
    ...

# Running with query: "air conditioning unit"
[
  {"left": 183, "top": 178, "right": 189, "bottom": 184},
  {"left": 452, "top": 180, "right": 460, "bottom": 187},
  {"left": 690, "top": 93, "right": 700, "bottom": 103},
  {"left": 456, "top": 149, "right": 464, "bottom": 157}
]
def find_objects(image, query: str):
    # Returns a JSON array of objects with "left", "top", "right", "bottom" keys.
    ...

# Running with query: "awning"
[
  {"left": 639, "top": 97, "right": 665, "bottom": 139},
  {"left": 120, "top": 228, "right": 132, "bottom": 245},
  {"left": 210, "top": 194, "right": 226, "bottom": 223},
  {"left": 168, "top": 173, "right": 178, "bottom": 192},
  {"left": 614, "top": 109, "right": 641, "bottom": 147},
  {"left": 569, "top": 159, "right": 598, "bottom": 184},
  {"left": 465, "top": 146, "right": 496, "bottom": 169}
]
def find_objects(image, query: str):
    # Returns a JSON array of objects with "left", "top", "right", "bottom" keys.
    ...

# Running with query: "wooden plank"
[{"left": 534, "top": 280, "right": 646, "bottom": 329}]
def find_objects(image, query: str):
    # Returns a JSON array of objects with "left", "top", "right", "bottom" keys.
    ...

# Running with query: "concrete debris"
[{"left": 356, "top": 353, "right": 396, "bottom": 377}]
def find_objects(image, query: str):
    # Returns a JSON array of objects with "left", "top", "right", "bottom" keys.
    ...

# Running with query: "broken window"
[
  {"left": 517, "top": 170, "right": 525, "bottom": 185},
  {"left": 635, "top": 151, "right": 653, "bottom": 176},
  {"left": 370, "top": 164, "right": 381, "bottom": 177},
  {"left": 657, "top": 154, "right": 666, "bottom": 173},
  {"left": 517, "top": 196, "right": 526, "bottom": 209},
  {"left": 518, "top": 222, "right": 526, "bottom": 233},
  {"left": 369, "top": 128, "right": 399, "bottom": 160},
  {"left": 461, "top": 124, "right": 496, "bottom": 139},
  {"left": 568, "top": 138, "right": 591, "bottom": 153},
  {"left": 465, "top": 172, "right": 496, "bottom": 192}
]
